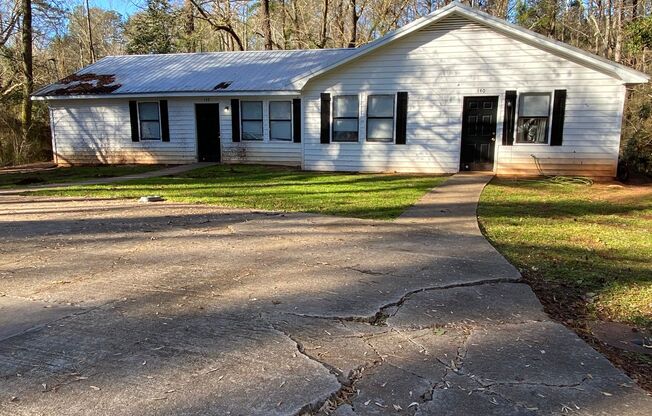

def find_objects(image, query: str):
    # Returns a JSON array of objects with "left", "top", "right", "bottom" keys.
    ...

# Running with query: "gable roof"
[
  {"left": 34, "top": 2, "right": 647, "bottom": 100},
  {"left": 33, "top": 49, "right": 358, "bottom": 99},
  {"left": 291, "top": 2, "right": 648, "bottom": 87}
]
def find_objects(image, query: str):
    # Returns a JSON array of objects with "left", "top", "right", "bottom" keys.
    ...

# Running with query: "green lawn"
[
  {"left": 33, "top": 164, "right": 447, "bottom": 220},
  {"left": 0, "top": 165, "right": 164, "bottom": 189},
  {"left": 478, "top": 178, "right": 652, "bottom": 329}
]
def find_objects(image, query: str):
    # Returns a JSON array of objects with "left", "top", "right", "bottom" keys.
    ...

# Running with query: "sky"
[{"left": 90, "top": 0, "right": 142, "bottom": 18}]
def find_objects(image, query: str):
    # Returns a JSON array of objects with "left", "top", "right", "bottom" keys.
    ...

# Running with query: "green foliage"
[
  {"left": 625, "top": 16, "right": 652, "bottom": 54},
  {"left": 622, "top": 84, "right": 652, "bottom": 176},
  {"left": 125, "top": 0, "right": 178, "bottom": 54}
]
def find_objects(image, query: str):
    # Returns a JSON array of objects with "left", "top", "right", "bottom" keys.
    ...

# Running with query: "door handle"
[{"left": 491, "top": 137, "right": 496, "bottom": 142}]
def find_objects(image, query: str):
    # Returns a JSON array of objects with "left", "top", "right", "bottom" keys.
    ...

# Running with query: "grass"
[
  {"left": 33, "top": 164, "right": 447, "bottom": 220},
  {"left": 478, "top": 178, "right": 652, "bottom": 329},
  {"left": 0, "top": 165, "right": 164, "bottom": 189}
]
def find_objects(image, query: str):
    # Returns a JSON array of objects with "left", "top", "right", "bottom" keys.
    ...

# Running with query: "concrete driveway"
[{"left": 0, "top": 174, "right": 649, "bottom": 415}]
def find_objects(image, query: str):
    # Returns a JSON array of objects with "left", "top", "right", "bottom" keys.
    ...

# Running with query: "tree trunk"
[
  {"left": 20, "top": 0, "right": 33, "bottom": 160},
  {"left": 184, "top": 0, "right": 195, "bottom": 52},
  {"left": 262, "top": 0, "right": 273, "bottom": 50},
  {"left": 320, "top": 0, "right": 329, "bottom": 48},
  {"left": 348, "top": 0, "right": 358, "bottom": 48},
  {"left": 85, "top": 0, "right": 96, "bottom": 63},
  {"left": 614, "top": 0, "right": 623, "bottom": 62}
]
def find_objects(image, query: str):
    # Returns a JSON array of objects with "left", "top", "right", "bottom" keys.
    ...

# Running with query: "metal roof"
[{"left": 33, "top": 48, "right": 357, "bottom": 98}]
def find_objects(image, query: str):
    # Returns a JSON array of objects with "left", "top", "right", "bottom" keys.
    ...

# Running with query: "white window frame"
[
  {"left": 514, "top": 91, "right": 552, "bottom": 145},
  {"left": 241, "top": 100, "right": 264, "bottom": 141},
  {"left": 137, "top": 101, "right": 161, "bottom": 141},
  {"left": 365, "top": 93, "right": 396, "bottom": 144},
  {"left": 268, "top": 100, "right": 293, "bottom": 141},
  {"left": 332, "top": 94, "right": 360, "bottom": 143}
]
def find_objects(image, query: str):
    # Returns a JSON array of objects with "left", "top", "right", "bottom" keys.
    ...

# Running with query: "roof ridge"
[{"left": 100, "top": 48, "right": 357, "bottom": 60}]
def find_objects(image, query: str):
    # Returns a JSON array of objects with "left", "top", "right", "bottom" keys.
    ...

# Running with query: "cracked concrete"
[{"left": 0, "top": 173, "right": 650, "bottom": 415}]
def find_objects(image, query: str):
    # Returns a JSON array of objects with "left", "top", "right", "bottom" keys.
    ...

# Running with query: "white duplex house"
[{"left": 33, "top": 2, "right": 648, "bottom": 178}]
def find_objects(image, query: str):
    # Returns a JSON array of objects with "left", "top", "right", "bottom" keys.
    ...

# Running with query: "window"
[
  {"left": 138, "top": 102, "right": 160, "bottom": 140},
  {"left": 241, "top": 101, "right": 263, "bottom": 140},
  {"left": 269, "top": 101, "right": 292, "bottom": 141},
  {"left": 516, "top": 93, "right": 551, "bottom": 144},
  {"left": 366, "top": 95, "right": 395, "bottom": 142},
  {"left": 332, "top": 95, "right": 359, "bottom": 142}
]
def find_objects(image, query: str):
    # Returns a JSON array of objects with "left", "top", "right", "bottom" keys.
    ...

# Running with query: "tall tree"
[
  {"left": 85, "top": 0, "right": 96, "bottom": 63},
  {"left": 262, "top": 0, "right": 272, "bottom": 49},
  {"left": 21, "top": 0, "right": 33, "bottom": 157}
]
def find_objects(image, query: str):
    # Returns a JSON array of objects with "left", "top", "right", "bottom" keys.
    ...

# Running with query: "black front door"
[
  {"left": 460, "top": 96, "right": 498, "bottom": 171},
  {"left": 196, "top": 104, "right": 221, "bottom": 162}
]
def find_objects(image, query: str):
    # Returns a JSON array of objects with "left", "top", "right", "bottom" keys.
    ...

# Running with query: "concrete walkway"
[
  {"left": 0, "top": 173, "right": 649, "bottom": 415},
  {"left": 0, "top": 162, "right": 217, "bottom": 195}
]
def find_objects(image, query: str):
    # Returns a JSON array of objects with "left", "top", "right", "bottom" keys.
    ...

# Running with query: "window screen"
[
  {"left": 332, "top": 95, "right": 359, "bottom": 142},
  {"left": 367, "top": 95, "right": 395, "bottom": 142},
  {"left": 138, "top": 102, "right": 160, "bottom": 140},
  {"left": 269, "top": 101, "right": 292, "bottom": 141},
  {"left": 241, "top": 101, "right": 263, "bottom": 141}
]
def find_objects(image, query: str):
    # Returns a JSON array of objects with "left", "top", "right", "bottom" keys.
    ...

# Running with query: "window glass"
[
  {"left": 520, "top": 94, "right": 550, "bottom": 117},
  {"left": 269, "top": 101, "right": 291, "bottom": 120},
  {"left": 367, "top": 95, "right": 394, "bottom": 142},
  {"left": 269, "top": 101, "right": 292, "bottom": 141},
  {"left": 332, "top": 95, "right": 359, "bottom": 142},
  {"left": 241, "top": 101, "right": 263, "bottom": 119},
  {"left": 516, "top": 93, "right": 550, "bottom": 144},
  {"left": 368, "top": 95, "right": 394, "bottom": 117},
  {"left": 367, "top": 119, "right": 394, "bottom": 142},
  {"left": 270, "top": 121, "right": 292, "bottom": 140},
  {"left": 333, "top": 119, "right": 358, "bottom": 142},
  {"left": 242, "top": 121, "right": 263, "bottom": 140},
  {"left": 139, "top": 102, "right": 159, "bottom": 120},
  {"left": 138, "top": 102, "right": 160, "bottom": 140},
  {"left": 241, "top": 101, "right": 263, "bottom": 140},
  {"left": 334, "top": 96, "right": 359, "bottom": 118}
]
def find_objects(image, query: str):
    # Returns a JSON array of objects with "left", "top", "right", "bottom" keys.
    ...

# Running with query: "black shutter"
[
  {"left": 160, "top": 100, "right": 170, "bottom": 142},
  {"left": 230, "top": 99, "right": 240, "bottom": 142},
  {"left": 550, "top": 89, "right": 566, "bottom": 146},
  {"left": 395, "top": 92, "right": 408, "bottom": 145},
  {"left": 129, "top": 100, "right": 139, "bottom": 142},
  {"left": 320, "top": 93, "right": 331, "bottom": 144},
  {"left": 293, "top": 98, "right": 301, "bottom": 143},
  {"left": 502, "top": 90, "right": 517, "bottom": 146}
]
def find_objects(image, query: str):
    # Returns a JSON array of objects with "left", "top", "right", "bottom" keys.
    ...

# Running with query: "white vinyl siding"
[
  {"left": 50, "top": 98, "right": 195, "bottom": 165},
  {"left": 50, "top": 96, "right": 302, "bottom": 166},
  {"left": 302, "top": 14, "right": 625, "bottom": 176}
]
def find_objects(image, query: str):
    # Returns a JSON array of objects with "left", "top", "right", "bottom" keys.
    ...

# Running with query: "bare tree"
[
  {"left": 20, "top": 0, "right": 33, "bottom": 157},
  {"left": 85, "top": 0, "right": 95, "bottom": 63},
  {"left": 262, "top": 0, "right": 272, "bottom": 49},
  {"left": 190, "top": 0, "right": 244, "bottom": 51}
]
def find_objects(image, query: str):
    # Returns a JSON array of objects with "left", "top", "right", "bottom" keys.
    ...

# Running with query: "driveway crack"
[{"left": 281, "top": 277, "right": 522, "bottom": 327}]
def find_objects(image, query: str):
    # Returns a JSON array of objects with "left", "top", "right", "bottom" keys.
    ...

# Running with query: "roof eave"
[{"left": 31, "top": 90, "right": 302, "bottom": 101}]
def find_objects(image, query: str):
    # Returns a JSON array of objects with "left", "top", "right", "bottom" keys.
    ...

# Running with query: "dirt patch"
[
  {"left": 524, "top": 272, "right": 652, "bottom": 392},
  {"left": 50, "top": 73, "right": 121, "bottom": 95},
  {"left": 588, "top": 182, "right": 652, "bottom": 204}
]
